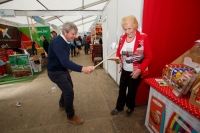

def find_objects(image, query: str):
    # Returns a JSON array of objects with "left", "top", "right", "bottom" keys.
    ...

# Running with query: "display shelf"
[{"left": 145, "top": 78, "right": 200, "bottom": 120}]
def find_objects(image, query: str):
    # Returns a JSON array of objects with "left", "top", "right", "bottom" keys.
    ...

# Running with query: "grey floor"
[{"left": 0, "top": 49, "right": 149, "bottom": 133}]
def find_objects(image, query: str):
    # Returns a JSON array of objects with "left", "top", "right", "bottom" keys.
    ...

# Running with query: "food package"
[
  {"left": 172, "top": 72, "right": 191, "bottom": 97},
  {"left": 162, "top": 63, "right": 199, "bottom": 97}
]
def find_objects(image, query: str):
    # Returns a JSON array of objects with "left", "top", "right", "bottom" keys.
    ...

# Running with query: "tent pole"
[
  {"left": 82, "top": 0, "right": 84, "bottom": 34},
  {"left": 26, "top": 13, "right": 33, "bottom": 40}
]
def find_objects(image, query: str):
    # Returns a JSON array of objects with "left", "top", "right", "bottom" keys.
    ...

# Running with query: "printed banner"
[
  {"left": 36, "top": 27, "right": 50, "bottom": 47},
  {"left": 0, "top": 24, "right": 21, "bottom": 48},
  {"left": 148, "top": 96, "right": 165, "bottom": 133},
  {"left": 0, "top": 10, "right": 15, "bottom": 17},
  {"left": 9, "top": 54, "right": 33, "bottom": 78},
  {"left": 18, "top": 26, "right": 50, "bottom": 48},
  {"left": 165, "top": 112, "right": 198, "bottom": 133}
]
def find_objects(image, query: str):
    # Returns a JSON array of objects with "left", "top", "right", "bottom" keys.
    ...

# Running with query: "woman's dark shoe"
[
  {"left": 111, "top": 109, "right": 123, "bottom": 115},
  {"left": 125, "top": 108, "right": 134, "bottom": 116}
]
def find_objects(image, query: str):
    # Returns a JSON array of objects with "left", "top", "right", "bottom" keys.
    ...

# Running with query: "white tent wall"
[
  {"left": 104, "top": 0, "right": 118, "bottom": 81},
  {"left": 102, "top": 0, "right": 144, "bottom": 84},
  {"left": 102, "top": 8, "right": 108, "bottom": 70}
]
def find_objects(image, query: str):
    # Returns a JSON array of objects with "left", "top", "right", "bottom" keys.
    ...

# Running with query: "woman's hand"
[
  {"left": 115, "top": 59, "right": 121, "bottom": 64},
  {"left": 130, "top": 69, "right": 141, "bottom": 79}
]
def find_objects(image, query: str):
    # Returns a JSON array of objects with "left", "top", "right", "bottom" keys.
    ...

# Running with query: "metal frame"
[
  {"left": 14, "top": 10, "right": 102, "bottom": 16},
  {"left": 0, "top": 0, "right": 107, "bottom": 33}
]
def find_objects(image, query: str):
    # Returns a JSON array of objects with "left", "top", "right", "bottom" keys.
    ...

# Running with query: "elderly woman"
[{"left": 111, "top": 15, "right": 153, "bottom": 116}]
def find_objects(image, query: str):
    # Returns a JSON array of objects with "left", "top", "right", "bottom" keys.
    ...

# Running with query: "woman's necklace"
[{"left": 126, "top": 33, "right": 136, "bottom": 43}]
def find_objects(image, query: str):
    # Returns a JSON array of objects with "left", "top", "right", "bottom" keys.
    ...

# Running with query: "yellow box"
[{"left": 36, "top": 47, "right": 45, "bottom": 56}]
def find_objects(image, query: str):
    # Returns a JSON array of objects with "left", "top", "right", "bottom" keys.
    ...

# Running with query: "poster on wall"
[
  {"left": 18, "top": 26, "right": 50, "bottom": 48},
  {"left": 148, "top": 96, "right": 166, "bottom": 133},
  {"left": 165, "top": 112, "right": 198, "bottom": 133},
  {"left": 9, "top": 54, "right": 33, "bottom": 78},
  {"left": 0, "top": 24, "right": 21, "bottom": 48}
]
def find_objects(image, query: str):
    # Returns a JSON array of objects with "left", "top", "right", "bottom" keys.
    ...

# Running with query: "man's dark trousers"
[{"left": 48, "top": 70, "right": 74, "bottom": 118}]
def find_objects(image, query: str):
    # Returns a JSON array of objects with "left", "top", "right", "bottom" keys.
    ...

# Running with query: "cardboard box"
[
  {"left": 167, "top": 48, "right": 200, "bottom": 97},
  {"left": 189, "top": 82, "right": 200, "bottom": 109},
  {"left": 182, "top": 54, "right": 200, "bottom": 90},
  {"left": 41, "top": 58, "right": 46, "bottom": 67},
  {"left": 182, "top": 53, "right": 200, "bottom": 64},
  {"left": 32, "top": 55, "right": 40, "bottom": 61}
]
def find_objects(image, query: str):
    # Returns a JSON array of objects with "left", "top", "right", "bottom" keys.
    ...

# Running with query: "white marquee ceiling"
[{"left": 0, "top": 0, "right": 108, "bottom": 33}]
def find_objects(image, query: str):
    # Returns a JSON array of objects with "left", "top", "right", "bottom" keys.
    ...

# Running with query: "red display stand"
[{"left": 135, "top": 79, "right": 150, "bottom": 105}]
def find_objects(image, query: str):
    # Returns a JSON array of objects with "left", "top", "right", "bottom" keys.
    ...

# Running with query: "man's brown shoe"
[{"left": 67, "top": 115, "right": 84, "bottom": 125}]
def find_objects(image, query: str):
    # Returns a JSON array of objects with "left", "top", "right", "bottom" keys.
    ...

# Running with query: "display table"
[{"left": 144, "top": 78, "right": 200, "bottom": 133}]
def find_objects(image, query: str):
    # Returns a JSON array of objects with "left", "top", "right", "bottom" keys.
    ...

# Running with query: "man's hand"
[
  {"left": 130, "top": 69, "right": 141, "bottom": 79},
  {"left": 82, "top": 66, "right": 94, "bottom": 74}
]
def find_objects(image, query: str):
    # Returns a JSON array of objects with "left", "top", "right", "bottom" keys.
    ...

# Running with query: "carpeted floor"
[{"left": 0, "top": 49, "right": 149, "bottom": 133}]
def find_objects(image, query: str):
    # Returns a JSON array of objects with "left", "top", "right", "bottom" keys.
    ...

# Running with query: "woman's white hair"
[
  {"left": 62, "top": 22, "right": 78, "bottom": 34},
  {"left": 121, "top": 15, "right": 138, "bottom": 30}
]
